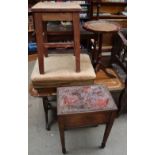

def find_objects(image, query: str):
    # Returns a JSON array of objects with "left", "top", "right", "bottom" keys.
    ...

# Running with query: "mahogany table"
[
  {"left": 83, "top": 20, "right": 120, "bottom": 73},
  {"left": 31, "top": 1, "right": 82, "bottom": 74},
  {"left": 57, "top": 85, "right": 118, "bottom": 153}
]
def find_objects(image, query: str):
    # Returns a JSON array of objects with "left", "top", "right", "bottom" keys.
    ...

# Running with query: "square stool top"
[
  {"left": 32, "top": 1, "right": 82, "bottom": 12},
  {"left": 57, "top": 85, "right": 117, "bottom": 115}
]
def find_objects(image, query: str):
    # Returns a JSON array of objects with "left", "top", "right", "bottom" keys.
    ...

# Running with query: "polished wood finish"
[{"left": 32, "top": 1, "right": 82, "bottom": 73}]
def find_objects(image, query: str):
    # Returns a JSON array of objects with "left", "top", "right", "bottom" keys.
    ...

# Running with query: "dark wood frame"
[{"left": 58, "top": 110, "right": 117, "bottom": 153}]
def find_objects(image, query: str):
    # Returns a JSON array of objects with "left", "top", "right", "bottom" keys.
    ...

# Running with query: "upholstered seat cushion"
[{"left": 31, "top": 54, "right": 96, "bottom": 88}]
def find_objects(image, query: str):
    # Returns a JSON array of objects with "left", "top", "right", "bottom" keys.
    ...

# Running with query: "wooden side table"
[
  {"left": 57, "top": 85, "right": 117, "bottom": 153},
  {"left": 83, "top": 20, "right": 120, "bottom": 74},
  {"left": 31, "top": 1, "right": 82, "bottom": 74}
]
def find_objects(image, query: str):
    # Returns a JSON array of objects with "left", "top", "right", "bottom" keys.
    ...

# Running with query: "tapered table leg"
[{"left": 101, "top": 112, "right": 116, "bottom": 148}]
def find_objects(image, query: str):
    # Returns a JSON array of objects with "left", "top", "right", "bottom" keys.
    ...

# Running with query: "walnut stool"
[{"left": 57, "top": 85, "right": 117, "bottom": 153}]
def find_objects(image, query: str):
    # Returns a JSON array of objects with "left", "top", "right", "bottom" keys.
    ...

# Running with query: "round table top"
[{"left": 83, "top": 20, "right": 120, "bottom": 33}]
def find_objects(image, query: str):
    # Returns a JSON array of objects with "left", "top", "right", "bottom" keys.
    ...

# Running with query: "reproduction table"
[
  {"left": 32, "top": 1, "right": 82, "bottom": 74},
  {"left": 57, "top": 85, "right": 118, "bottom": 153},
  {"left": 83, "top": 20, "right": 120, "bottom": 73}
]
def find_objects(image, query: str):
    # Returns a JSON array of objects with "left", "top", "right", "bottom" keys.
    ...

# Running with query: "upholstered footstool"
[
  {"left": 57, "top": 85, "right": 118, "bottom": 153},
  {"left": 30, "top": 53, "right": 96, "bottom": 130},
  {"left": 31, "top": 54, "right": 96, "bottom": 89}
]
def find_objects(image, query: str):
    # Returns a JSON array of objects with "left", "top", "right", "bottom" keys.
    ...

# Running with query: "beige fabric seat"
[{"left": 31, "top": 54, "right": 96, "bottom": 88}]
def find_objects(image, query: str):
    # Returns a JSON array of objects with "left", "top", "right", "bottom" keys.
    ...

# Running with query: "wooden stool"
[
  {"left": 57, "top": 85, "right": 117, "bottom": 153},
  {"left": 83, "top": 20, "right": 120, "bottom": 73},
  {"left": 31, "top": 1, "right": 82, "bottom": 74}
]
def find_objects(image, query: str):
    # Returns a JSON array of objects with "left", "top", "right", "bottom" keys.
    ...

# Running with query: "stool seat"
[
  {"left": 31, "top": 1, "right": 82, "bottom": 12},
  {"left": 57, "top": 85, "right": 117, "bottom": 115},
  {"left": 31, "top": 54, "right": 96, "bottom": 88}
]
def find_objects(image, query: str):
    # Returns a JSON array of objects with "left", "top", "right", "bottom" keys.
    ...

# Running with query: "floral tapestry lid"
[{"left": 57, "top": 85, "right": 117, "bottom": 115}]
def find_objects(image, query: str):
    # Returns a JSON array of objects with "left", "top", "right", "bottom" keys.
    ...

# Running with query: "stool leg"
[
  {"left": 43, "top": 22, "right": 48, "bottom": 57},
  {"left": 58, "top": 117, "right": 66, "bottom": 154},
  {"left": 101, "top": 112, "right": 116, "bottom": 148},
  {"left": 73, "top": 13, "right": 80, "bottom": 72},
  {"left": 34, "top": 13, "right": 44, "bottom": 74}
]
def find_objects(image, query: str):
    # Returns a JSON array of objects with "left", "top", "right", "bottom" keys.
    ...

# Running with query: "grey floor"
[{"left": 28, "top": 61, "right": 127, "bottom": 155}]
